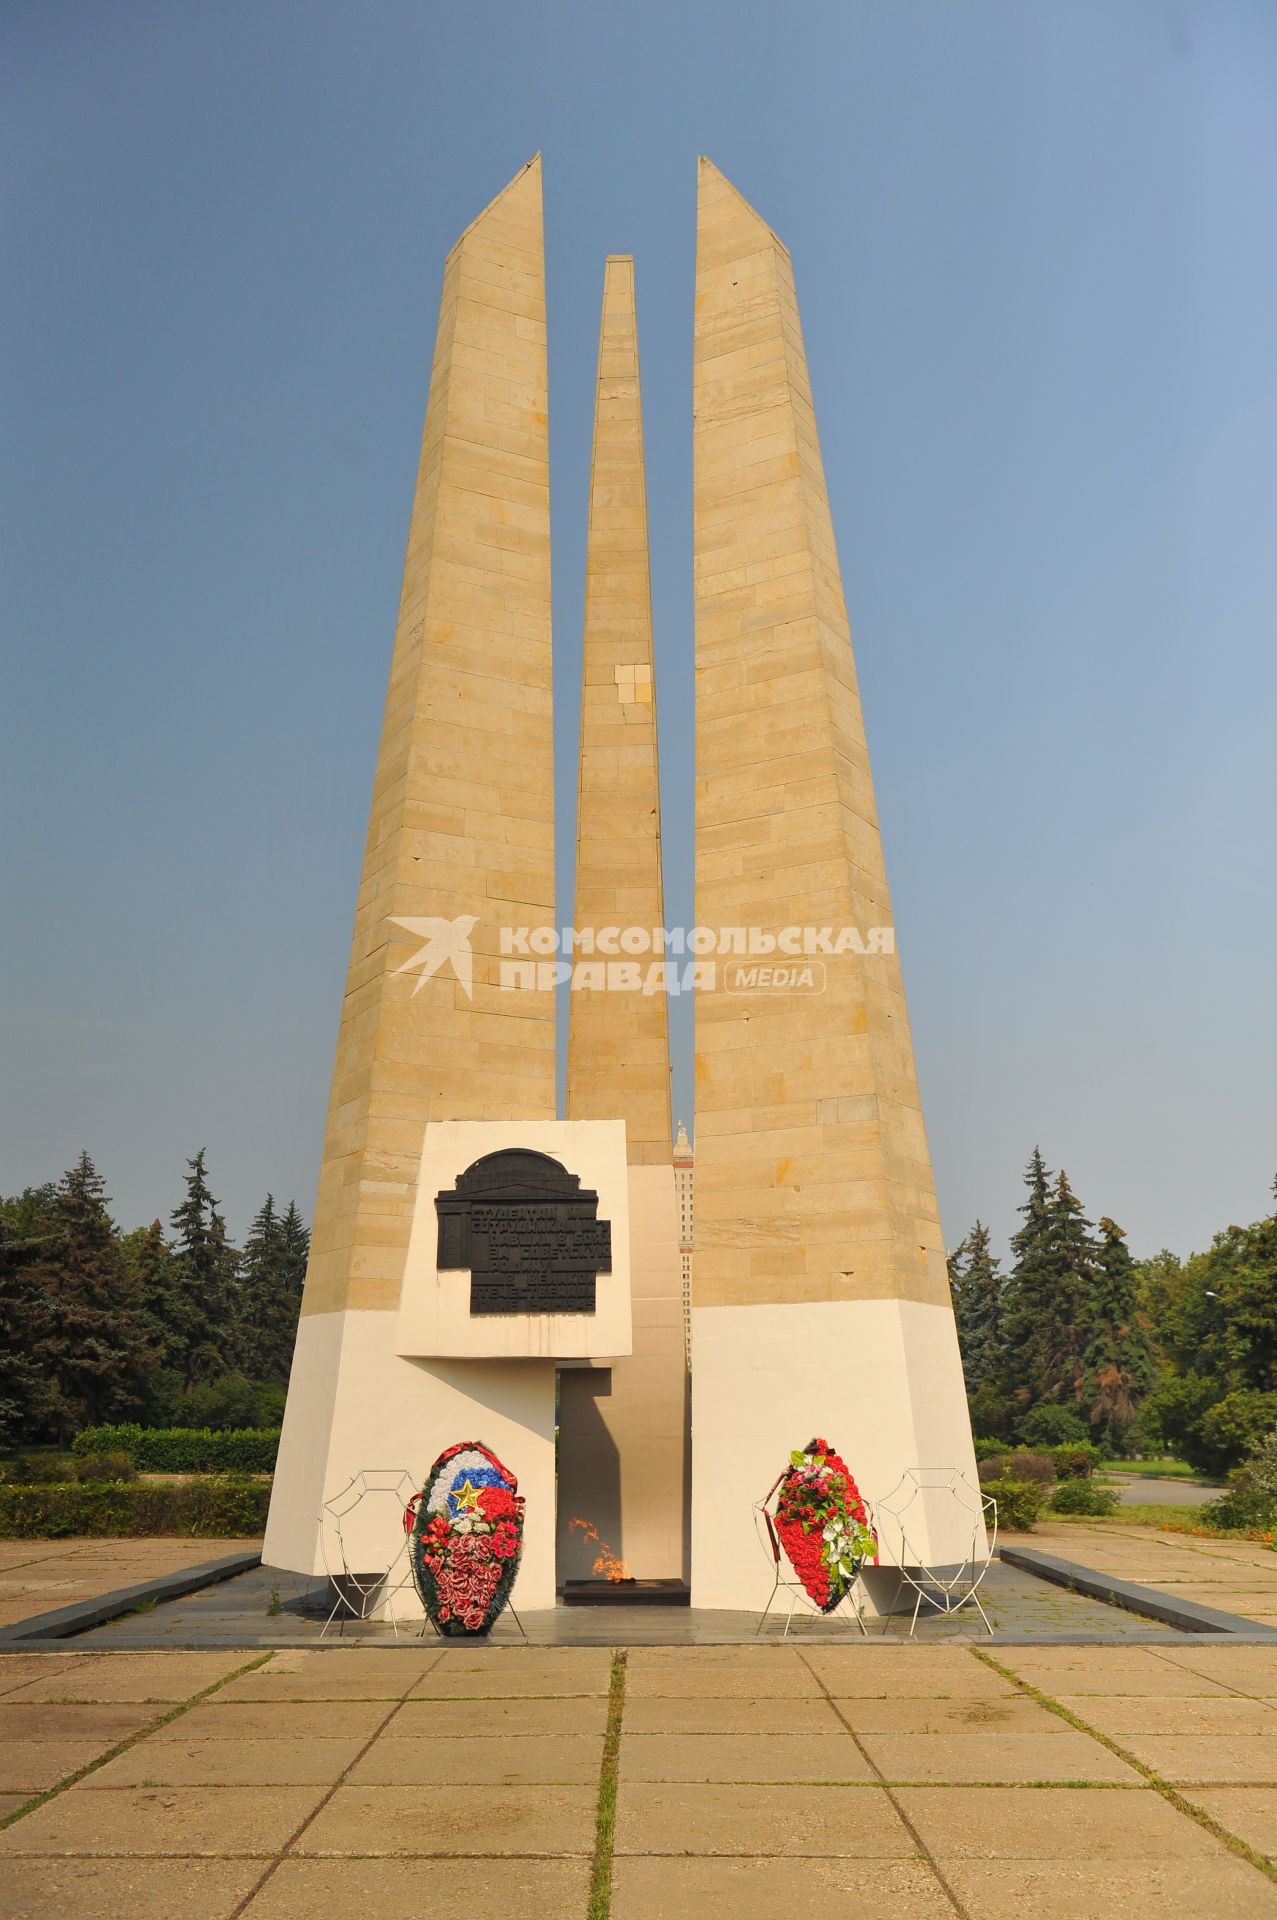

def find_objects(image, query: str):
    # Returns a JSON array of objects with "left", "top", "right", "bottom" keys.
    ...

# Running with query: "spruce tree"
[
  {"left": 1000, "top": 1147, "right": 1055, "bottom": 1408},
  {"left": 169, "top": 1150, "right": 238, "bottom": 1384},
  {"left": 278, "top": 1200, "right": 310, "bottom": 1297},
  {"left": 29, "top": 1154, "right": 146, "bottom": 1441},
  {"left": 1084, "top": 1216, "right": 1154, "bottom": 1450},
  {"left": 1046, "top": 1168, "right": 1099, "bottom": 1406},
  {"left": 949, "top": 1220, "right": 1004, "bottom": 1393},
  {"left": 237, "top": 1193, "right": 297, "bottom": 1383}
]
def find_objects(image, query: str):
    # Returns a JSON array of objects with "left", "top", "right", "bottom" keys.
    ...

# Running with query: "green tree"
[
  {"left": 999, "top": 1147, "right": 1055, "bottom": 1409},
  {"left": 169, "top": 1150, "right": 239, "bottom": 1385},
  {"left": 949, "top": 1220, "right": 1004, "bottom": 1394},
  {"left": 0, "top": 1201, "right": 58, "bottom": 1445},
  {"left": 25, "top": 1154, "right": 147, "bottom": 1441},
  {"left": 1000, "top": 1151, "right": 1100, "bottom": 1419},
  {"left": 1083, "top": 1216, "right": 1154, "bottom": 1450},
  {"left": 236, "top": 1193, "right": 306, "bottom": 1383},
  {"left": 278, "top": 1200, "right": 310, "bottom": 1299}
]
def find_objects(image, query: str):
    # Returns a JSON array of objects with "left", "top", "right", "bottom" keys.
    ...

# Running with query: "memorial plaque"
[{"left": 435, "top": 1149, "right": 612, "bottom": 1315}]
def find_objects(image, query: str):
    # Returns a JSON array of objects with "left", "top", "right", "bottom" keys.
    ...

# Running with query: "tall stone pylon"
[
  {"left": 265, "top": 157, "right": 556, "bottom": 1578},
  {"left": 690, "top": 158, "right": 978, "bottom": 1607},
  {"left": 566, "top": 255, "right": 671, "bottom": 1164},
  {"left": 559, "top": 256, "right": 687, "bottom": 1583}
]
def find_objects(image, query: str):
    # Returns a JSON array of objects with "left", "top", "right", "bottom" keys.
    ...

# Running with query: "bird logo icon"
[{"left": 389, "top": 914, "right": 478, "bottom": 998}]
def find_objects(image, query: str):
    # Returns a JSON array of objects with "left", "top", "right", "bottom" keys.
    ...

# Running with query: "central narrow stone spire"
[{"left": 566, "top": 254, "right": 672, "bottom": 1163}]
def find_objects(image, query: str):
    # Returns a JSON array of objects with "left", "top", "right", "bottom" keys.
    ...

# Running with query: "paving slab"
[
  {"left": 619, "top": 1731, "right": 872, "bottom": 1783},
  {"left": 1109, "top": 1733, "right": 1277, "bottom": 1785},
  {"left": 1153, "top": 1645, "right": 1277, "bottom": 1694},
  {"left": 995, "top": 1648, "right": 1232, "bottom": 1696},
  {"left": 0, "top": 1741, "right": 124, "bottom": 1793},
  {"left": 149, "top": 1699, "right": 390, "bottom": 1741},
  {"left": 213, "top": 1669, "right": 413, "bottom": 1703},
  {"left": 613, "top": 1781, "right": 916, "bottom": 1856},
  {"left": 623, "top": 1695, "right": 842, "bottom": 1735},
  {"left": 0, "top": 1784, "right": 327, "bottom": 1856},
  {"left": 625, "top": 1658, "right": 822, "bottom": 1699},
  {"left": 939, "top": 1855, "right": 1277, "bottom": 1916},
  {"left": 1181, "top": 1785, "right": 1277, "bottom": 1857},
  {"left": 84, "top": 1735, "right": 367, "bottom": 1787},
  {"left": 0, "top": 1656, "right": 100, "bottom": 1698},
  {"left": 809, "top": 1649, "right": 1017, "bottom": 1699},
  {"left": 893, "top": 1784, "right": 1223, "bottom": 1858},
  {"left": 387, "top": 1693, "right": 608, "bottom": 1736},
  {"left": 860, "top": 1729, "right": 1139, "bottom": 1784},
  {"left": 237, "top": 1858, "right": 591, "bottom": 1918},
  {"left": 0, "top": 1701, "right": 160, "bottom": 1742},
  {"left": 347, "top": 1732, "right": 602, "bottom": 1784},
  {"left": 292, "top": 1782, "right": 596, "bottom": 1855},
  {"left": 9, "top": 1653, "right": 252, "bottom": 1703},
  {"left": 0, "top": 1857, "right": 264, "bottom": 1920},
  {"left": 611, "top": 1855, "right": 953, "bottom": 1917},
  {"left": 408, "top": 1652, "right": 612, "bottom": 1698},
  {"left": 837, "top": 1694, "right": 1062, "bottom": 1733},
  {"left": 259, "top": 1648, "right": 438, "bottom": 1678},
  {"left": 1059, "top": 1694, "right": 1277, "bottom": 1735}
]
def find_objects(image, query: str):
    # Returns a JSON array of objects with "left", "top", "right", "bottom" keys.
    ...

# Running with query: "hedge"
[
  {"left": 0, "top": 1475, "right": 270, "bottom": 1539},
  {"left": 72, "top": 1425, "right": 280, "bottom": 1473}
]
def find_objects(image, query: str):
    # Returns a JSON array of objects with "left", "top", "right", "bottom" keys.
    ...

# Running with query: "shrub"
[
  {"left": 1200, "top": 1487, "right": 1277, "bottom": 1532},
  {"left": 1186, "top": 1391, "right": 1277, "bottom": 1479},
  {"left": 0, "top": 1474, "right": 270, "bottom": 1539},
  {"left": 982, "top": 1476, "right": 1044, "bottom": 1531},
  {"left": 977, "top": 1450, "right": 1055, "bottom": 1486},
  {"left": 72, "top": 1453, "right": 136, "bottom": 1483},
  {"left": 1, "top": 1454, "right": 72, "bottom": 1485},
  {"left": 72, "top": 1426, "right": 279, "bottom": 1473},
  {"left": 1019, "top": 1405, "right": 1089, "bottom": 1447},
  {"left": 973, "top": 1437, "right": 1011, "bottom": 1462},
  {"left": 1050, "top": 1443, "right": 1102, "bottom": 1480},
  {"left": 1201, "top": 1426, "right": 1277, "bottom": 1531},
  {"left": 1050, "top": 1478, "right": 1119, "bottom": 1517}
]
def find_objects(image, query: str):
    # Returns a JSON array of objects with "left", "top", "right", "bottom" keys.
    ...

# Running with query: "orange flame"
[{"left": 568, "top": 1516, "right": 631, "bottom": 1583}]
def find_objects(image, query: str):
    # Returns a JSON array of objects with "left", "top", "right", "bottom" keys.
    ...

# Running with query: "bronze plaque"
[{"left": 435, "top": 1148, "right": 612, "bottom": 1315}]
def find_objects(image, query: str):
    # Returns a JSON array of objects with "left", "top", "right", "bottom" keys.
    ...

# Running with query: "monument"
[{"left": 264, "top": 155, "right": 979, "bottom": 1618}]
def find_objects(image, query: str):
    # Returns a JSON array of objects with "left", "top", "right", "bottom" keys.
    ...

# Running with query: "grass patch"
[
  {"left": 1049, "top": 1503, "right": 1210, "bottom": 1530},
  {"left": 588, "top": 1650, "right": 626, "bottom": 1920},
  {"left": 1101, "top": 1459, "right": 1201, "bottom": 1481}
]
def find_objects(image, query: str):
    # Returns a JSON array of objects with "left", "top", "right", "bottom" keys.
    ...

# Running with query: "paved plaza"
[
  {"left": 0, "top": 1637, "right": 1276, "bottom": 1917},
  {"left": 1, "top": 1525, "right": 1275, "bottom": 1914}
]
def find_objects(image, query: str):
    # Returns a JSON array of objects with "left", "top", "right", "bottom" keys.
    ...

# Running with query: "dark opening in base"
[{"left": 561, "top": 1578, "right": 690, "bottom": 1607}]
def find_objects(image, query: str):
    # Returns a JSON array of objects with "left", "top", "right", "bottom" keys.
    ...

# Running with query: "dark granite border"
[
  {"left": 1000, "top": 1544, "right": 1277, "bottom": 1637},
  {"left": 0, "top": 1550, "right": 261, "bottom": 1646}
]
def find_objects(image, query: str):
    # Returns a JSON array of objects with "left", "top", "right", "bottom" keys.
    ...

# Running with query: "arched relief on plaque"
[{"left": 435, "top": 1149, "right": 613, "bottom": 1316}]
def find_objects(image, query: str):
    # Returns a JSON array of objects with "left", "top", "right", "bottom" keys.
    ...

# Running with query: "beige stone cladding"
[
  {"left": 693, "top": 157, "right": 946, "bottom": 1312},
  {"left": 301, "top": 156, "right": 555, "bottom": 1322},
  {"left": 566, "top": 256, "right": 672, "bottom": 1165}
]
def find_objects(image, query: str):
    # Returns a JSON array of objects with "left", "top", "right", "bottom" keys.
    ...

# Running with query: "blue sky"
[{"left": 2, "top": 0, "right": 1274, "bottom": 1260}]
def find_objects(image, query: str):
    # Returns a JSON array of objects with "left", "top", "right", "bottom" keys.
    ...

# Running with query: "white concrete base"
[
  {"left": 263, "top": 1309, "right": 558, "bottom": 1609},
  {"left": 690, "top": 1298, "right": 983, "bottom": 1611}
]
